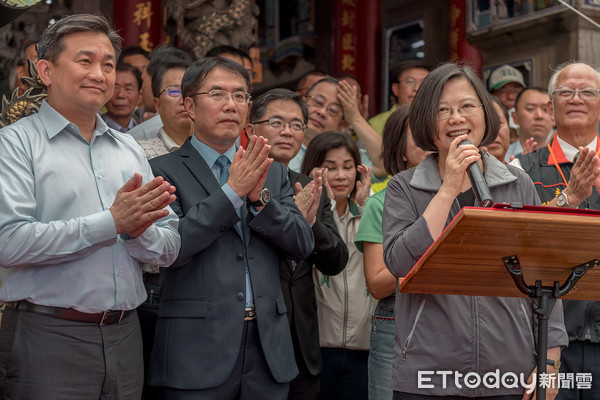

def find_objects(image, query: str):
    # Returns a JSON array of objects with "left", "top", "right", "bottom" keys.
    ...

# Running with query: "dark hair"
[
  {"left": 206, "top": 45, "right": 251, "bottom": 64},
  {"left": 17, "top": 39, "right": 38, "bottom": 66},
  {"left": 305, "top": 76, "right": 339, "bottom": 97},
  {"left": 116, "top": 62, "right": 142, "bottom": 91},
  {"left": 37, "top": 14, "right": 122, "bottom": 63},
  {"left": 392, "top": 63, "right": 430, "bottom": 84},
  {"left": 382, "top": 104, "right": 411, "bottom": 175},
  {"left": 514, "top": 86, "right": 548, "bottom": 109},
  {"left": 151, "top": 59, "right": 192, "bottom": 98},
  {"left": 119, "top": 46, "right": 149, "bottom": 63},
  {"left": 181, "top": 57, "right": 251, "bottom": 100},
  {"left": 146, "top": 46, "right": 193, "bottom": 80},
  {"left": 410, "top": 62, "right": 500, "bottom": 151},
  {"left": 296, "top": 70, "right": 327, "bottom": 92},
  {"left": 250, "top": 88, "right": 308, "bottom": 124},
  {"left": 301, "top": 132, "right": 362, "bottom": 200},
  {"left": 491, "top": 96, "right": 509, "bottom": 123}
]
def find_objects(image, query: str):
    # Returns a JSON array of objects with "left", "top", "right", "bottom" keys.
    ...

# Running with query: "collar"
[
  {"left": 190, "top": 134, "right": 236, "bottom": 166},
  {"left": 101, "top": 113, "right": 136, "bottom": 131},
  {"left": 38, "top": 100, "right": 114, "bottom": 141},
  {"left": 548, "top": 134, "right": 598, "bottom": 164},
  {"left": 410, "top": 152, "right": 518, "bottom": 192},
  {"left": 157, "top": 127, "right": 181, "bottom": 152}
]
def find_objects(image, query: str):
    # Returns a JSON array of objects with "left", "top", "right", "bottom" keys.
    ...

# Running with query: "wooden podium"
[{"left": 400, "top": 204, "right": 600, "bottom": 399}]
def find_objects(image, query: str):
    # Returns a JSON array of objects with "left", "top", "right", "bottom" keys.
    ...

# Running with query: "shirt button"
[
  {"left": 236, "top": 253, "right": 244, "bottom": 261},
  {"left": 237, "top": 292, "right": 244, "bottom": 301}
]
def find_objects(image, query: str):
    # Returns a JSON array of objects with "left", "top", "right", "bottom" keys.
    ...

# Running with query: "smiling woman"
[
  {"left": 301, "top": 131, "right": 376, "bottom": 400},
  {"left": 381, "top": 63, "right": 568, "bottom": 399}
]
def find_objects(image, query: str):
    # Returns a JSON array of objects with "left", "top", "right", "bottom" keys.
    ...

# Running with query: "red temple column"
[
  {"left": 113, "top": 0, "right": 162, "bottom": 53},
  {"left": 333, "top": 0, "right": 381, "bottom": 118},
  {"left": 449, "top": 0, "right": 482, "bottom": 75}
]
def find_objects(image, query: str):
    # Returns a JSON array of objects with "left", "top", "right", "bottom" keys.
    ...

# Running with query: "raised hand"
[
  {"left": 354, "top": 164, "right": 372, "bottom": 206},
  {"left": 228, "top": 135, "right": 273, "bottom": 199},
  {"left": 567, "top": 146, "right": 600, "bottom": 207},
  {"left": 110, "top": 173, "right": 176, "bottom": 238}
]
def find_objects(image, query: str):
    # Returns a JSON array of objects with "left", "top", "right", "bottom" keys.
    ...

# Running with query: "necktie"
[{"left": 215, "top": 155, "right": 230, "bottom": 186}]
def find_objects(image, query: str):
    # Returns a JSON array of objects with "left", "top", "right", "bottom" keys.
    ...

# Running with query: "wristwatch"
[
  {"left": 546, "top": 358, "right": 561, "bottom": 369},
  {"left": 556, "top": 191, "right": 570, "bottom": 207},
  {"left": 247, "top": 188, "right": 271, "bottom": 208}
]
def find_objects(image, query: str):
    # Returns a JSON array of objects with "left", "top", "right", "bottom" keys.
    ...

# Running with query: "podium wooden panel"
[{"left": 399, "top": 207, "right": 600, "bottom": 300}]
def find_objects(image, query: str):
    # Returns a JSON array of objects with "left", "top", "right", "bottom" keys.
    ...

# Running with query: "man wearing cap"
[
  {"left": 489, "top": 64, "right": 526, "bottom": 110},
  {"left": 489, "top": 64, "right": 526, "bottom": 143}
]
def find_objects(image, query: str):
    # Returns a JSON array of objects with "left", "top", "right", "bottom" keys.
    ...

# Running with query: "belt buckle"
[{"left": 99, "top": 310, "right": 125, "bottom": 326}]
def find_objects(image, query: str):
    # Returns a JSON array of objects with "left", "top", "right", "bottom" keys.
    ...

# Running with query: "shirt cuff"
[{"left": 223, "top": 183, "right": 244, "bottom": 210}]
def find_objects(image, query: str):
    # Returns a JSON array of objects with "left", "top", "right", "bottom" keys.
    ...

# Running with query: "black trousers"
[
  {"left": 0, "top": 307, "right": 143, "bottom": 400},
  {"left": 556, "top": 340, "right": 600, "bottom": 400},
  {"left": 156, "top": 320, "right": 290, "bottom": 400}
]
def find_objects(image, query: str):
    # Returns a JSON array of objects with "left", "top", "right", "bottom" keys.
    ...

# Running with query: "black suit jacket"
[
  {"left": 280, "top": 170, "right": 348, "bottom": 376},
  {"left": 147, "top": 139, "right": 314, "bottom": 389}
]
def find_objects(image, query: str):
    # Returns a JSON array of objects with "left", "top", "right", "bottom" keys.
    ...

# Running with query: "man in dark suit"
[
  {"left": 246, "top": 88, "right": 348, "bottom": 399},
  {"left": 148, "top": 58, "right": 314, "bottom": 399}
]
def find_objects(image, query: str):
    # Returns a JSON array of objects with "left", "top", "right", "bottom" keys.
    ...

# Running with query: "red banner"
[
  {"left": 334, "top": 0, "right": 358, "bottom": 76},
  {"left": 113, "top": 0, "right": 162, "bottom": 52}
]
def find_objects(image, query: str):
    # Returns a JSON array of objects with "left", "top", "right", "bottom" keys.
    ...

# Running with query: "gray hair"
[
  {"left": 547, "top": 61, "right": 600, "bottom": 96},
  {"left": 37, "top": 14, "right": 122, "bottom": 63}
]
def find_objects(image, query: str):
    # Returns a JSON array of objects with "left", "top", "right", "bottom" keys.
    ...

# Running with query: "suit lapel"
[{"left": 180, "top": 140, "right": 243, "bottom": 239}]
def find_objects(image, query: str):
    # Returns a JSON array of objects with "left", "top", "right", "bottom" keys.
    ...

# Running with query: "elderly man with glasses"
[
  {"left": 148, "top": 57, "right": 314, "bottom": 400},
  {"left": 517, "top": 62, "right": 600, "bottom": 400},
  {"left": 246, "top": 88, "right": 348, "bottom": 399},
  {"left": 288, "top": 76, "right": 385, "bottom": 177}
]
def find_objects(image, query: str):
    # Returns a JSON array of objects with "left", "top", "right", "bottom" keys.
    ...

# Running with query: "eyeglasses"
[
  {"left": 191, "top": 89, "right": 251, "bottom": 104},
  {"left": 552, "top": 89, "right": 600, "bottom": 102},
  {"left": 399, "top": 78, "right": 423, "bottom": 88},
  {"left": 437, "top": 102, "right": 483, "bottom": 120},
  {"left": 253, "top": 117, "right": 307, "bottom": 133},
  {"left": 306, "top": 95, "right": 342, "bottom": 117},
  {"left": 158, "top": 86, "right": 182, "bottom": 98}
]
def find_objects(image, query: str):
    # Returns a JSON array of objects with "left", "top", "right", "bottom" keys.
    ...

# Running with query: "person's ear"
[
  {"left": 245, "top": 123, "right": 255, "bottom": 138},
  {"left": 547, "top": 100, "right": 555, "bottom": 124},
  {"left": 36, "top": 59, "right": 52, "bottom": 86},
  {"left": 184, "top": 97, "right": 196, "bottom": 120},
  {"left": 391, "top": 82, "right": 400, "bottom": 98}
]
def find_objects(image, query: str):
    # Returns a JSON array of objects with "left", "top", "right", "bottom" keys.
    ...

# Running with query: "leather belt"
[
  {"left": 244, "top": 307, "right": 256, "bottom": 321},
  {"left": 5, "top": 300, "right": 131, "bottom": 326}
]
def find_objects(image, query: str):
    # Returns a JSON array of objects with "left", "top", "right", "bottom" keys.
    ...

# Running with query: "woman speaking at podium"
[{"left": 382, "top": 63, "right": 568, "bottom": 400}]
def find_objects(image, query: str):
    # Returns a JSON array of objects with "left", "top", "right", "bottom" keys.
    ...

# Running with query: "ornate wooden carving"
[{"left": 166, "top": 0, "right": 259, "bottom": 60}]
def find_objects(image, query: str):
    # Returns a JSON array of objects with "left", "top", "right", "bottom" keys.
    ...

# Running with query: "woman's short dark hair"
[
  {"left": 301, "top": 132, "right": 361, "bottom": 200},
  {"left": 382, "top": 104, "right": 411, "bottom": 175},
  {"left": 409, "top": 62, "right": 500, "bottom": 151}
]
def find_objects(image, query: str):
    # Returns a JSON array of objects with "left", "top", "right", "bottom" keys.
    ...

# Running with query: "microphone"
[{"left": 459, "top": 139, "right": 493, "bottom": 207}]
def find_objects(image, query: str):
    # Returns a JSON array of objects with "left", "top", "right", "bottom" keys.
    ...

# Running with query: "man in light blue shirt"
[{"left": 0, "top": 14, "right": 180, "bottom": 400}]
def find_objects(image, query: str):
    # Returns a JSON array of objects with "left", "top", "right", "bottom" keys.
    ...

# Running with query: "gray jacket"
[{"left": 382, "top": 154, "right": 568, "bottom": 396}]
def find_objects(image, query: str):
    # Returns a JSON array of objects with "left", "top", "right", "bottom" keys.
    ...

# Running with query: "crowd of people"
[{"left": 0, "top": 12, "right": 599, "bottom": 400}]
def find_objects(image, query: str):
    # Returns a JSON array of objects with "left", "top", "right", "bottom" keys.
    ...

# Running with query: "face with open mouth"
[{"left": 434, "top": 77, "right": 485, "bottom": 158}]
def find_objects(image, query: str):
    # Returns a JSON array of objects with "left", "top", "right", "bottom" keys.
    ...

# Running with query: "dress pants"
[
  {"left": 0, "top": 307, "right": 143, "bottom": 400},
  {"left": 157, "top": 319, "right": 290, "bottom": 400}
]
